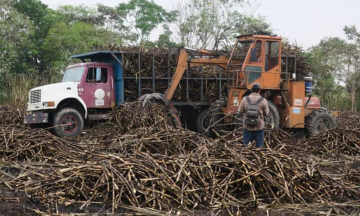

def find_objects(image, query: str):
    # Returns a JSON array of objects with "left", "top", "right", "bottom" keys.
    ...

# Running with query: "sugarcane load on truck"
[{"left": 24, "top": 31, "right": 336, "bottom": 138}]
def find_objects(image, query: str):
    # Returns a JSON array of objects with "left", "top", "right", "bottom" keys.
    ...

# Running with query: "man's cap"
[{"left": 252, "top": 83, "right": 261, "bottom": 90}]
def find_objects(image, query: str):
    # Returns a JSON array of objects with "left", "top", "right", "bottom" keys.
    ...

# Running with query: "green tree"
[
  {"left": 13, "top": 0, "right": 52, "bottom": 74},
  {"left": 156, "top": 24, "right": 178, "bottom": 48},
  {"left": 0, "top": 0, "right": 33, "bottom": 90},
  {"left": 42, "top": 21, "right": 115, "bottom": 72},
  {"left": 116, "top": 0, "right": 178, "bottom": 44},
  {"left": 309, "top": 25, "right": 360, "bottom": 112},
  {"left": 97, "top": 4, "right": 137, "bottom": 45},
  {"left": 0, "top": 0, "right": 39, "bottom": 102},
  {"left": 175, "top": 0, "right": 270, "bottom": 50},
  {"left": 308, "top": 37, "right": 346, "bottom": 107},
  {"left": 343, "top": 25, "right": 360, "bottom": 112},
  {"left": 56, "top": 5, "right": 105, "bottom": 26}
]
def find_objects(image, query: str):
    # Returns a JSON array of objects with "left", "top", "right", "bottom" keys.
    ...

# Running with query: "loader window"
[
  {"left": 265, "top": 41, "right": 279, "bottom": 71},
  {"left": 244, "top": 66, "right": 262, "bottom": 84},
  {"left": 250, "top": 41, "right": 262, "bottom": 63},
  {"left": 232, "top": 41, "right": 251, "bottom": 62},
  {"left": 86, "top": 67, "right": 108, "bottom": 83}
]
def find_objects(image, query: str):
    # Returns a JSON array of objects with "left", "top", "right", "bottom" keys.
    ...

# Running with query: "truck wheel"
[
  {"left": 265, "top": 100, "right": 280, "bottom": 128},
  {"left": 196, "top": 109, "right": 209, "bottom": 134},
  {"left": 305, "top": 109, "right": 336, "bottom": 137},
  {"left": 206, "top": 99, "right": 228, "bottom": 137},
  {"left": 53, "top": 108, "right": 84, "bottom": 137}
]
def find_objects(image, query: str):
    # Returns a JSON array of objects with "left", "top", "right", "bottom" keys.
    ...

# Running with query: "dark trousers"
[{"left": 243, "top": 129, "right": 264, "bottom": 148}]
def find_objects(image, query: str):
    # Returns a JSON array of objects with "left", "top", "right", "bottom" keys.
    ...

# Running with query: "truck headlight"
[{"left": 43, "top": 101, "right": 55, "bottom": 107}]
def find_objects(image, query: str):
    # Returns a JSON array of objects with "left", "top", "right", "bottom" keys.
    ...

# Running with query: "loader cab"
[
  {"left": 224, "top": 33, "right": 284, "bottom": 114},
  {"left": 228, "top": 33, "right": 283, "bottom": 90}
]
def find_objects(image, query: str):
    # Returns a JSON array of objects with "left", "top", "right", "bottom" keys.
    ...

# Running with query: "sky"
[{"left": 40, "top": 0, "right": 360, "bottom": 49}]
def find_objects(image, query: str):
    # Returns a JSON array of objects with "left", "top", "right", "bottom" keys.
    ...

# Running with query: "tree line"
[
  {"left": 309, "top": 26, "right": 360, "bottom": 112},
  {"left": 0, "top": 0, "right": 359, "bottom": 112}
]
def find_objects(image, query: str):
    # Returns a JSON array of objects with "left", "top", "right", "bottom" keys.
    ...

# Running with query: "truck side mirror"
[{"left": 96, "top": 68, "right": 101, "bottom": 82}]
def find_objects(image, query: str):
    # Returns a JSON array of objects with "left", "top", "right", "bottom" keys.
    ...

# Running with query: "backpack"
[{"left": 244, "top": 96, "right": 264, "bottom": 127}]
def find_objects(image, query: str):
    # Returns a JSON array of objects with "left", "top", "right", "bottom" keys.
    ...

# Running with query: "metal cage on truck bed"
[
  {"left": 71, "top": 50, "right": 230, "bottom": 107},
  {"left": 122, "top": 50, "right": 230, "bottom": 106}
]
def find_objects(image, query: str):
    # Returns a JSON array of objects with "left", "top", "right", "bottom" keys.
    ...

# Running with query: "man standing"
[
  {"left": 238, "top": 83, "right": 269, "bottom": 148},
  {"left": 256, "top": 48, "right": 262, "bottom": 62}
]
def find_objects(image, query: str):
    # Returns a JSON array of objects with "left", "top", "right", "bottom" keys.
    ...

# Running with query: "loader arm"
[{"left": 164, "top": 48, "right": 234, "bottom": 100}]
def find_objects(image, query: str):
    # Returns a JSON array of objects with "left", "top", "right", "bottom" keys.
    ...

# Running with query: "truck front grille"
[{"left": 30, "top": 90, "right": 41, "bottom": 104}]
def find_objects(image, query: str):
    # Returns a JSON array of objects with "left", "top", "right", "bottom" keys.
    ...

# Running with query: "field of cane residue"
[{"left": 0, "top": 103, "right": 359, "bottom": 215}]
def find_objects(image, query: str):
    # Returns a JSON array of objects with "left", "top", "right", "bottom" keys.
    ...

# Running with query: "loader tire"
[
  {"left": 305, "top": 109, "right": 336, "bottom": 137},
  {"left": 196, "top": 109, "right": 209, "bottom": 134},
  {"left": 287, "top": 128, "right": 305, "bottom": 139},
  {"left": 206, "top": 99, "right": 228, "bottom": 137},
  {"left": 53, "top": 108, "right": 84, "bottom": 138},
  {"left": 266, "top": 100, "right": 280, "bottom": 128}
]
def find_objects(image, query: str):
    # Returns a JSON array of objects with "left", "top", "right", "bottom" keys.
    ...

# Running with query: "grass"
[{"left": 0, "top": 74, "right": 61, "bottom": 105}]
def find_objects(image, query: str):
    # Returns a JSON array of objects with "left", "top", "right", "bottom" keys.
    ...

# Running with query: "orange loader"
[{"left": 141, "top": 32, "right": 336, "bottom": 138}]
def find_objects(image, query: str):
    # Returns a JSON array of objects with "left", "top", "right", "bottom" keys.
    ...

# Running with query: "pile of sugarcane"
[
  {"left": 0, "top": 125, "right": 83, "bottom": 161},
  {"left": 338, "top": 112, "right": 360, "bottom": 129},
  {"left": 282, "top": 41, "right": 312, "bottom": 80},
  {"left": 302, "top": 127, "right": 360, "bottom": 156},
  {"left": 0, "top": 102, "right": 359, "bottom": 215},
  {"left": 5, "top": 141, "right": 357, "bottom": 213},
  {"left": 290, "top": 113, "right": 360, "bottom": 157},
  {"left": 0, "top": 105, "right": 25, "bottom": 125}
]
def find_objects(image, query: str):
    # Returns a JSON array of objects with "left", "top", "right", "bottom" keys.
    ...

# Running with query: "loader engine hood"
[{"left": 27, "top": 82, "right": 84, "bottom": 111}]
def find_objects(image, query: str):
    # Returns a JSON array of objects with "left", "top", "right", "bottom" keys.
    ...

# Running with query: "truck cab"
[
  {"left": 25, "top": 51, "right": 123, "bottom": 137},
  {"left": 74, "top": 62, "right": 115, "bottom": 109}
]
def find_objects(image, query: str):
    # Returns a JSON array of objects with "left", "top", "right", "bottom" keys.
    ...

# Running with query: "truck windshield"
[{"left": 62, "top": 66, "right": 85, "bottom": 82}]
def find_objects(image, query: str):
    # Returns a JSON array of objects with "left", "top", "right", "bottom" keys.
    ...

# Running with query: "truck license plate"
[{"left": 95, "top": 99, "right": 104, "bottom": 106}]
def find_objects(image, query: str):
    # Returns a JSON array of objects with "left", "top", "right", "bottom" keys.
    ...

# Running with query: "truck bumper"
[{"left": 24, "top": 113, "right": 49, "bottom": 124}]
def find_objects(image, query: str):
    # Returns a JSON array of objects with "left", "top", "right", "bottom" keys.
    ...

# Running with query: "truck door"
[{"left": 82, "top": 66, "right": 114, "bottom": 108}]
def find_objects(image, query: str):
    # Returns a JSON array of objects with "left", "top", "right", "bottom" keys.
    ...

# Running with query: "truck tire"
[
  {"left": 305, "top": 109, "right": 336, "bottom": 137},
  {"left": 53, "top": 108, "right": 84, "bottom": 137},
  {"left": 206, "top": 99, "right": 228, "bottom": 137},
  {"left": 266, "top": 100, "right": 280, "bottom": 128},
  {"left": 196, "top": 109, "right": 209, "bottom": 134}
]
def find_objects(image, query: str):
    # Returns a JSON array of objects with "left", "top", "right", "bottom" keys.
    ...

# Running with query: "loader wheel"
[
  {"left": 305, "top": 109, "right": 336, "bottom": 137},
  {"left": 265, "top": 100, "right": 280, "bottom": 128},
  {"left": 53, "top": 108, "right": 84, "bottom": 137},
  {"left": 287, "top": 128, "right": 305, "bottom": 139},
  {"left": 207, "top": 99, "right": 228, "bottom": 137},
  {"left": 196, "top": 109, "right": 210, "bottom": 134}
]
